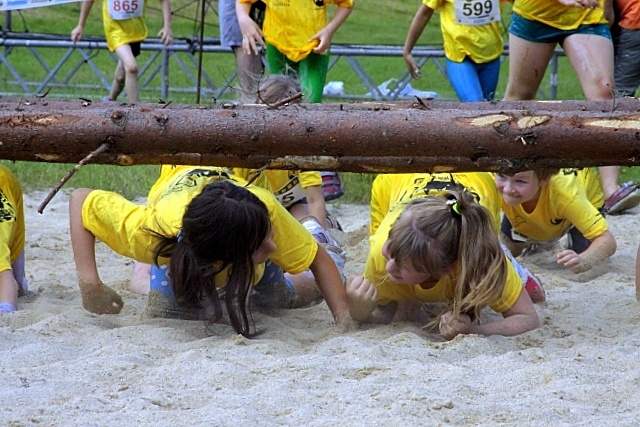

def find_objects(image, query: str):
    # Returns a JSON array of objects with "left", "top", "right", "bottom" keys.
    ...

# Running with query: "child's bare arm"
[
  {"left": 465, "top": 290, "right": 540, "bottom": 337},
  {"left": 0, "top": 270, "right": 18, "bottom": 312},
  {"left": 346, "top": 275, "right": 397, "bottom": 323},
  {"left": 308, "top": 244, "right": 348, "bottom": 322},
  {"left": 310, "top": 5, "right": 353, "bottom": 54},
  {"left": 556, "top": 230, "right": 617, "bottom": 273},
  {"left": 158, "top": 0, "right": 174, "bottom": 46},
  {"left": 71, "top": 0, "right": 94, "bottom": 43}
]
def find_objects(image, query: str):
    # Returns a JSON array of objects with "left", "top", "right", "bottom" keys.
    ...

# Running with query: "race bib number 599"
[
  {"left": 108, "top": 0, "right": 143, "bottom": 21},
  {"left": 455, "top": 0, "right": 499, "bottom": 26}
]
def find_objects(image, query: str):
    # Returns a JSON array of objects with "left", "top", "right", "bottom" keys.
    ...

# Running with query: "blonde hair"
[{"left": 386, "top": 190, "right": 507, "bottom": 323}]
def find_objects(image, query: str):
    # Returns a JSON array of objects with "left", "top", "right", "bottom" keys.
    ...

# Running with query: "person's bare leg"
[
  {"left": 108, "top": 60, "right": 126, "bottom": 101},
  {"left": 563, "top": 33, "right": 619, "bottom": 198},
  {"left": 286, "top": 270, "right": 322, "bottom": 308},
  {"left": 562, "top": 33, "right": 615, "bottom": 101},
  {"left": 503, "top": 34, "right": 556, "bottom": 100},
  {"left": 114, "top": 44, "right": 139, "bottom": 102},
  {"left": 130, "top": 262, "right": 151, "bottom": 294},
  {"left": 233, "top": 46, "right": 263, "bottom": 102}
]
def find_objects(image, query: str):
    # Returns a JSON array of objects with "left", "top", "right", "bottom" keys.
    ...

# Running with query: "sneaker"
[
  {"left": 321, "top": 172, "right": 344, "bottom": 201},
  {"left": 524, "top": 273, "right": 546, "bottom": 304},
  {"left": 603, "top": 181, "right": 640, "bottom": 215}
]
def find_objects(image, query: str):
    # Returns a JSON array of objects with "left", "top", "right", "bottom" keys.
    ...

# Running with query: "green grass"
[{"left": 1, "top": 0, "right": 639, "bottom": 203}]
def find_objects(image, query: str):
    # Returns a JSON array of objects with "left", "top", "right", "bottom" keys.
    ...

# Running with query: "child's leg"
[
  {"left": 108, "top": 60, "right": 126, "bottom": 101},
  {"left": 265, "top": 43, "right": 291, "bottom": 75},
  {"left": 445, "top": 58, "right": 485, "bottom": 102},
  {"left": 297, "top": 52, "right": 330, "bottom": 103},
  {"left": 130, "top": 262, "right": 151, "bottom": 294},
  {"left": 500, "top": 216, "right": 528, "bottom": 257},
  {"left": 69, "top": 188, "right": 124, "bottom": 314},
  {"left": 476, "top": 57, "right": 501, "bottom": 101},
  {"left": 113, "top": 43, "right": 139, "bottom": 102},
  {"left": 251, "top": 260, "right": 323, "bottom": 309},
  {"left": 501, "top": 242, "right": 546, "bottom": 303}
]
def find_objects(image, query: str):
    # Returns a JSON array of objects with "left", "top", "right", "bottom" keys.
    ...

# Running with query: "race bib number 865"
[{"left": 108, "top": 0, "right": 143, "bottom": 21}]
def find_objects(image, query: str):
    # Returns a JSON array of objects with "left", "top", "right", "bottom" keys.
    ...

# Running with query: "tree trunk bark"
[{"left": 1, "top": 97, "right": 640, "bottom": 173}]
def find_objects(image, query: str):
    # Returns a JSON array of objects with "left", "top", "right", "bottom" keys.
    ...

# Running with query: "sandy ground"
[{"left": 2, "top": 191, "right": 640, "bottom": 426}]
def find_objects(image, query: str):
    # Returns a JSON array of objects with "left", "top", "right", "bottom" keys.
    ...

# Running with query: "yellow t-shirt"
[
  {"left": 369, "top": 172, "right": 502, "bottom": 235},
  {"left": 364, "top": 201, "right": 522, "bottom": 312},
  {"left": 365, "top": 172, "right": 521, "bottom": 312},
  {"left": 513, "top": 0, "right": 607, "bottom": 30},
  {"left": 0, "top": 164, "right": 25, "bottom": 273},
  {"left": 500, "top": 168, "right": 608, "bottom": 243},
  {"left": 232, "top": 169, "right": 322, "bottom": 208},
  {"left": 100, "top": 0, "right": 148, "bottom": 51},
  {"left": 238, "top": 0, "right": 354, "bottom": 62},
  {"left": 423, "top": 0, "right": 504, "bottom": 63},
  {"left": 82, "top": 166, "right": 317, "bottom": 286}
]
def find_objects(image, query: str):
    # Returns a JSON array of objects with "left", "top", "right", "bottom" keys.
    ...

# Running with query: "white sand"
[{"left": 2, "top": 191, "right": 640, "bottom": 426}]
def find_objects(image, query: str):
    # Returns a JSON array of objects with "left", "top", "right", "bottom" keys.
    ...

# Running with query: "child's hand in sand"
[
  {"left": 81, "top": 284, "right": 124, "bottom": 314},
  {"left": 556, "top": 249, "right": 592, "bottom": 273},
  {"left": 439, "top": 310, "right": 471, "bottom": 340},
  {"left": 346, "top": 275, "right": 378, "bottom": 321}
]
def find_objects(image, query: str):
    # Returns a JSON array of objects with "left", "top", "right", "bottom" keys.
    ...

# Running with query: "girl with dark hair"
[
  {"left": 347, "top": 173, "right": 541, "bottom": 339},
  {"left": 69, "top": 166, "right": 348, "bottom": 337}
]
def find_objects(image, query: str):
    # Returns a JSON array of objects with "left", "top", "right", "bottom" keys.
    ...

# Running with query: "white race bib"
[
  {"left": 454, "top": 0, "right": 500, "bottom": 26},
  {"left": 108, "top": 0, "right": 143, "bottom": 21}
]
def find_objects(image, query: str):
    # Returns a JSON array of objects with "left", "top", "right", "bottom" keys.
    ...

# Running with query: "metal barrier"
[{"left": 0, "top": 31, "right": 561, "bottom": 101}]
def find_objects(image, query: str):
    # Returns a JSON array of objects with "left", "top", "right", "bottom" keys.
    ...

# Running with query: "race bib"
[
  {"left": 454, "top": 0, "right": 500, "bottom": 26},
  {"left": 108, "top": 0, "right": 143, "bottom": 21}
]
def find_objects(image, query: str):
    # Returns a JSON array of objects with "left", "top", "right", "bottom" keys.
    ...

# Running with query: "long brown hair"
[
  {"left": 386, "top": 190, "right": 507, "bottom": 323},
  {"left": 153, "top": 180, "right": 271, "bottom": 337}
]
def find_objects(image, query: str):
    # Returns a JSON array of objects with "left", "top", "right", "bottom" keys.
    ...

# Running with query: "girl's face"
[
  {"left": 382, "top": 240, "right": 431, "bottom": 285},
  {"left": 494, "top": 171, "right": 542, "bottom": 207},
  {"left": 252, "top": 227, "right": 277, "bottom": 264}
]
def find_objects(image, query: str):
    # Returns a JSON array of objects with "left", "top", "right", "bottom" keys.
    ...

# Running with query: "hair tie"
[
  {"left": 446, "top": 198, "right": 461, "bottom": 215},
  {"left": 177, "top": 228, "right": 184, "bottom": 243}
]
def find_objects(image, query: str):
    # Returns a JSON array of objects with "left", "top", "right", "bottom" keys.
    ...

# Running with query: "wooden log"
[{"left": 1, "top": 97, "right": 640, "bottom": 173}]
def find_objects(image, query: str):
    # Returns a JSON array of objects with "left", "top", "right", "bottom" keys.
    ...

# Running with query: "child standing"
[
  {"left": 71, "top": 0, "right": 174, "bottom": 103},
  {"left": 347, "top": 173, "right": 542, "bottom": 339},
  {"left": 69, "top": 166, "right": 348, "bottom": 336},
  {"left": 495, "top": 168, "right": 617, "bottom": 274},
  {"left": 0, "top": 164, "right": 28, "bottom": 313},
  {"left": 403, "top": 0, "right": 505, "bottom": 101},
  {"left": 236, "top": 0, "right": 353, "bottom": 201}
]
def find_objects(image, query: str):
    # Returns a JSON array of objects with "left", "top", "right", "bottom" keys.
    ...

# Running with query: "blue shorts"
[
  {"left": 509, "top": 12, "right": 612, "bottom": 44},
  {"left": 150, "top": 260, "right": 297, "bottom": 309}
]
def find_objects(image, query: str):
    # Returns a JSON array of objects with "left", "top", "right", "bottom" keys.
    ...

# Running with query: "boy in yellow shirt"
[{"left": 495, "top": 168, "right": 617, "bottom": 274}]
